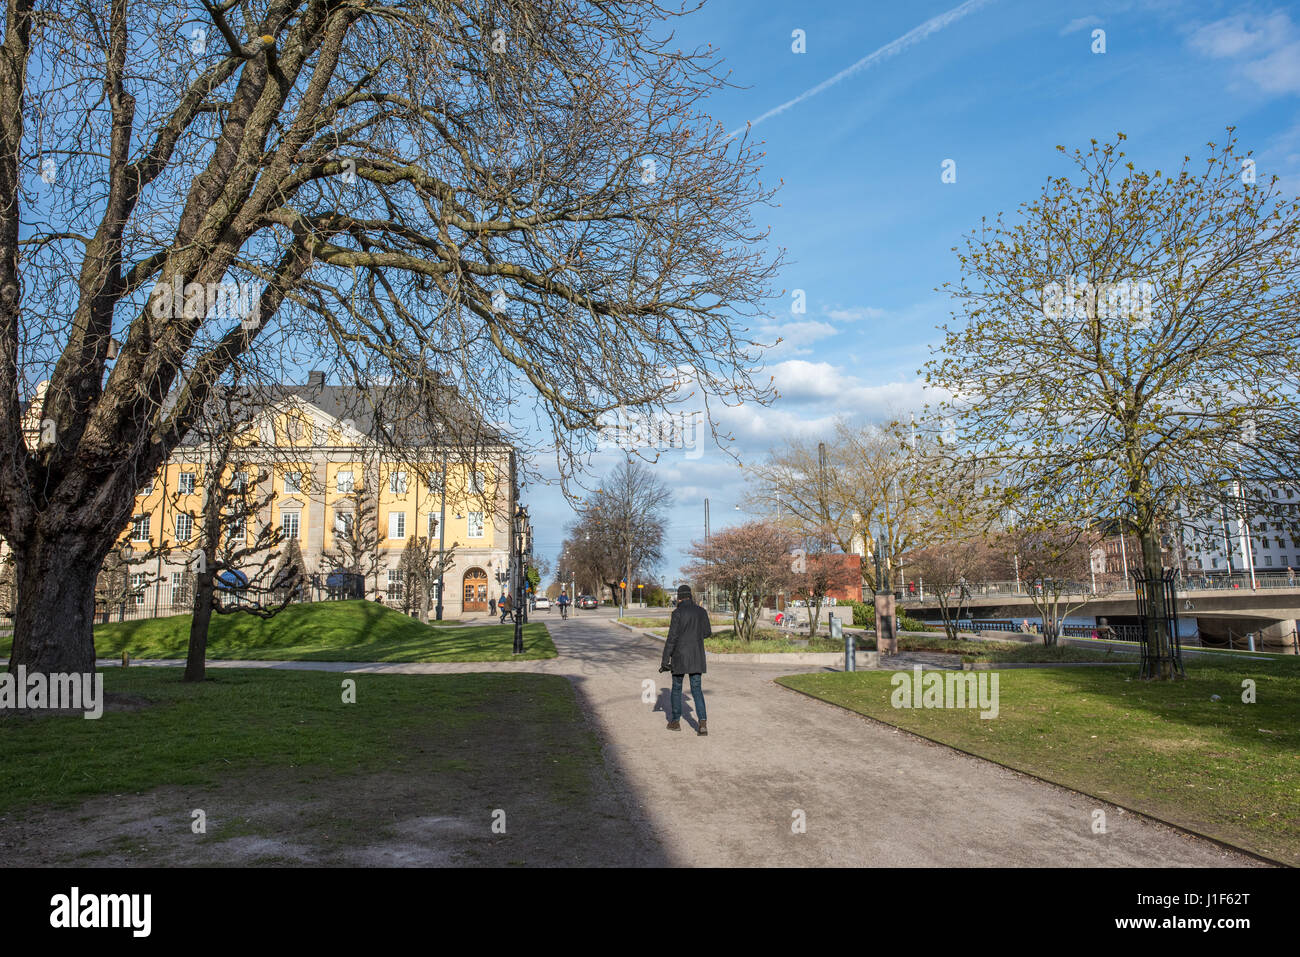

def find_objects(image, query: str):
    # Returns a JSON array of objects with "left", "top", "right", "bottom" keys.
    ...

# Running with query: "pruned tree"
[
  {"left": 924, "top": 130, "right": 1300, "bottom": 677},
  {"left": 685, "top": 520, "right": 794, "bottom": 642},
  {"left": 3, "top": 0, "right": 781, "bottom": 676},
  {"left": 322, "top": 474, "right": 379, "bottom": 596},
  {"left": 397, "top": 531, "right": 457, "bottom": 622}
]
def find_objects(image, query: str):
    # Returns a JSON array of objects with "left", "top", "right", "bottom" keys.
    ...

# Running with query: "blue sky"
[{"left": 527, "top": 0, "right": 1300, "bottom": 583}]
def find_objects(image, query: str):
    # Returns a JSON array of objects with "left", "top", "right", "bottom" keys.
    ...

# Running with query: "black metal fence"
[{"left": 1132, "top": 568, "right": 1186, "bottom": 679}]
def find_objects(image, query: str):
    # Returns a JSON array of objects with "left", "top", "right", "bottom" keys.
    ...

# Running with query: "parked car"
[
  {"left": 534, "top": 596, "right": 551, "bottom": 610},
  {"left": 577, "top": 594, "right": 598, "bottom": 609}
]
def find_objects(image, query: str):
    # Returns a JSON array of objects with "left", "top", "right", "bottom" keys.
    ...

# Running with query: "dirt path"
[
  {"left": 543, "top": 614, "right": 1258, "bottom": 867},
  {"left": 18, "top": 612, "right": 1262, "bottom": 866}
]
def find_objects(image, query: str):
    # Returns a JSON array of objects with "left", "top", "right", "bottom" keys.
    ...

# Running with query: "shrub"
[{"left": 844, "top": 598, "right": 874, "bottom": 627}]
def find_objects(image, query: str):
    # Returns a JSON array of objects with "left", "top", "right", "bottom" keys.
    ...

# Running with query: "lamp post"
[
  {"left": 435, "top": 442, "right": 447, "bottom": 620},
  {"left": 512, "top": 504, "right": 527, "bottom": 654}
]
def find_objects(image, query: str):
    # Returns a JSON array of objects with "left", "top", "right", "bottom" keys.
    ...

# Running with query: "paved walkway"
[{"left": 108, "top": 614, "right": 1259, "bottom": 866}]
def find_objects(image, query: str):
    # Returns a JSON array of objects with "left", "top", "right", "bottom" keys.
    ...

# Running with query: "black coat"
[{"left": 662, "top": 600, "right": 710, "bottom": 675}]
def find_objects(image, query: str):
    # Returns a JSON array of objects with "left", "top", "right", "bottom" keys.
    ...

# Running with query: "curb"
[{"left": 774, "top": 679, "right": 1287, "bottom": 868}]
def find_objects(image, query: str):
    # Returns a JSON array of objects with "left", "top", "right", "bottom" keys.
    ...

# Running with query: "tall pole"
[
  {"left": 435, "top": 443, "right": 447, "bottom": 620},
  {"left": 1235, "top": 480, "right": 1257, "bottom": 589},
  {"left": 704, "top": 497, "right": 711, "bottom": 611}
]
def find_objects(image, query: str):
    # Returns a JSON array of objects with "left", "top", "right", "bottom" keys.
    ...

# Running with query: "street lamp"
[{"left": 435, "top": 441, "right": 448, "bottom": 620}]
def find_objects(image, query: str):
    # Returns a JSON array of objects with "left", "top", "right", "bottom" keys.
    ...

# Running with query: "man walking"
[
  {"left": 660, "top": 584, "right": 710, "bottom": 735},
  {"left": 499, "top": 592, "right": 512, "bottom": 623}
]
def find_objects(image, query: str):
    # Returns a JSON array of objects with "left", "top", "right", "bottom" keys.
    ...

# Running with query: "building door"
[{"left": 463, "top": 567, "right": 488, "bottom": 612}]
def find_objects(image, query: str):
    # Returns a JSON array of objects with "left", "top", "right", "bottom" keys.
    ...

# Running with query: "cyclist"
[{"left": 557, "top": 592, "right": 570, "bottom": 620}]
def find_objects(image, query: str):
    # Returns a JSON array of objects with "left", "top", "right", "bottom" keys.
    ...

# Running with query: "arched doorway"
[{"left": 463, "top": 567, "right": 488, "bottom": 612}]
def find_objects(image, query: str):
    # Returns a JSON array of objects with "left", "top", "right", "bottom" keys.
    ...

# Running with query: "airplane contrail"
[{"left": 729, "top": 0, "right": 998, "bottom": 139}]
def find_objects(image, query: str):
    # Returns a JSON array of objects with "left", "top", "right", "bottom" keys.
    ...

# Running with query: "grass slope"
[
  {"left": 1, "top": 600, "right": 556, "bottom": 662},
  {"left": 779, "top": 657, "right": 1300, "bottom": 864}
]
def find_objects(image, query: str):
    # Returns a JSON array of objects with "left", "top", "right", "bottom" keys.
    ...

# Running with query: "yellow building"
[{"left": 110, "top": 373, "right": 519, "bottom": 618}]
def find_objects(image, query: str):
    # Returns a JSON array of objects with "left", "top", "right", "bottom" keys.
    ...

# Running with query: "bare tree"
[
  {"left": 562, "top": 458, "right": 670, "bottom": 609},
  {"left": 924, "top": 130, "right": 1300, "bottom": 677},
  {"left": 3, "top": 0, "right": 782, "bottom": 675},
  {"left": 788, "top": 540, "right": 859, "bottom": 639},
  {"left": 994, "top": 525, "right": 1095, "bottom": 645}
]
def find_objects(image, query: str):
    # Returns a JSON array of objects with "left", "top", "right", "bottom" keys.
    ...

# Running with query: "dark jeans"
[{"left": 670, "top": 673, "right": 706, "bottom": 722}]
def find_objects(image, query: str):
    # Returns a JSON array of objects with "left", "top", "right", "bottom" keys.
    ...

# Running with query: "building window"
[
  {"left": 231, "top": 471, "right": 248, "bottom": 492},
  {"left": 388, "top": 511, "right": 405, "bottom": 540},
  {"left": 467, "top": 511, "right": 484, "bottom": 538},
  {"left": 175, "top": 512, "right": 193, "bottom": 541},
  {"left": 130, "top": 572, "right": 148, "bottom": 605},
  {"left": 428, "top": 512, "right": 439, "bottom": 538},
  {"left": 227, "top": 514, "right": 246, "bottom": 542},
  {"left": 141, "top": 479, "right": 153, "bottom": 495},
  {"left": 282, "top": 511, "right": 300, "bottom": 540},
  {"left": 389, "top": 470, "right": 408, "bottom": 494},
  {"left": 337, "top": 470, "right": 354, "bottom": 493},
  {"left": 284, "top": 471, "right": 302, "bottom": 494},
  {"left": 335, "top": 510, "right": 354, "bottom": 537},
  {"left": 131, "top": 514, "right": 151, "bottom": 542},
  {"left": 178, "top": 472, "right": 195, "bottom": 494},
  {"left": 1265, "top": 556, "right": 1273, "bottom": 567},
  {"left": 467, "top": 470, "right": 486, "bottom": 494},
  {"left": 387, "top": 568, "right": 404, "bottom": 601}
]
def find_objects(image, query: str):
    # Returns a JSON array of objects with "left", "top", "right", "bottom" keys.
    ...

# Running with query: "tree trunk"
[
  {"left": 184, "top": 572, "right": 216, "bottom": 682},
  {"left": 7, "top": 531, "right": 103, "bottom": 675},
  {"left": 808, "top": 594, "right": 823, "bottom": 638},
  {"left": 1139, "top": 525, "right": 1174, "bottom": 679}
]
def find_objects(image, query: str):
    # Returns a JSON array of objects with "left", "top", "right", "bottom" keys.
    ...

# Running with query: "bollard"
[
  {"left": 122, "top": 649, "right": 129, "bottom": 668},
  {"left": 832, "top": 614, "right": 853, "bottom": 672}
]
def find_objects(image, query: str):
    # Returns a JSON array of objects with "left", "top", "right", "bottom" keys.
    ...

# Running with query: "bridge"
[{"left": 897, "top": 571, "right": 1300, "bottom": 651}]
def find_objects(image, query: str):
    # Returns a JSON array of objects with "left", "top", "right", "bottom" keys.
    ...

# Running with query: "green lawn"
[
  {"left": 0, "top": 600, "right": 556, "bottom": 662},
  {"left": 705, "top": 629, "right": 846, "bottom": 653},
  {"left": 877, "top": 635, "right": 1131, "bottom": 663},
  {"left": 779, "top": 657, "right": 1300, "bottom": 864}
]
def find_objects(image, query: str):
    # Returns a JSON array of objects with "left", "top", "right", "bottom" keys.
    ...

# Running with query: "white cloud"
[
  {"left": 1186, "top": 12, "right": 1300, "bottom": 94},
  {"left": 1060, "top": 16, "right": 1102, "bottom": 37},
  {"left": 826, "top": 306, "right": 888, "bottom": 322},
  {"left": 757, "top": 319, "right": 839, "bottom": 357}
]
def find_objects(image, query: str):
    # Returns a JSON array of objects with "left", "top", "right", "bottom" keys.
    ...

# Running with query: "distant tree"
[
  {"left": 397, "top": 533, "right": 457, "bottom": 622},
  {"left": 562, "top": 459, "right": 670, "bottom": 609},
  {"left": 789, "top": 543, "right": 861, "bottom": 638},
  {"left": 995, "top": 525, "right": 1096, "bottom": 645},
  {"left": 323, "top": 476, "right": 380, "bottom": 596},
  {"left": 686, "top": 521, "right": 795, "bottom": 642},
  {"left": 925, "top": 130, "right": 1300, "bottom": 677}
]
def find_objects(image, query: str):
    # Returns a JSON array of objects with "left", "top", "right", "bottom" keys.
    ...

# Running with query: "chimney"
[{"left": 307, "top": 370, "right": 325, "bottom": 389}]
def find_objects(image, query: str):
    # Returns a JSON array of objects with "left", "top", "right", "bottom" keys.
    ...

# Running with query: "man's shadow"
[{"left": 654, "top": 686, "right": 700, "bottom": 732}]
